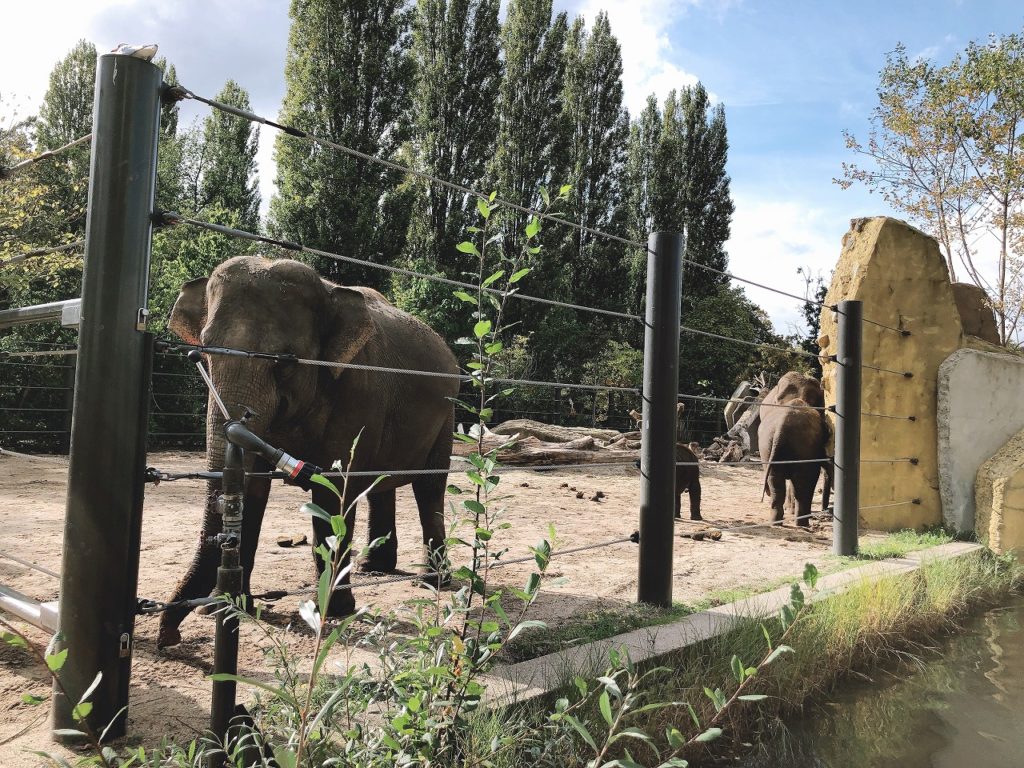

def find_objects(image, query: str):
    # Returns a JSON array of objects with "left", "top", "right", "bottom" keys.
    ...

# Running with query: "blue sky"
[{"left": 2, "top": 0, "right": 1022, "bottom": 332}]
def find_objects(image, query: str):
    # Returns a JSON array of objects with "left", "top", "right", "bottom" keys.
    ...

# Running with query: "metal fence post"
[
  {"left": 638, "top": 231, "right": 684, "bottom": 607},
  {"left": 52, "top": 52, "right": 162, "bottom": 741},
  {"left": 833, "top": 299, "right": 863, "bottom": 556}
]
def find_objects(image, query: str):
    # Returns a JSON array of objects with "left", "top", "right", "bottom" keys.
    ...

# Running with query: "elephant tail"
[{"left": 760, "top": 438, "right": 778, "bottom": 503}]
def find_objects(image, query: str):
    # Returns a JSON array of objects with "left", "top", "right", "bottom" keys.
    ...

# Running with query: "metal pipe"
[
  {"left": 0, "top": 299, "right": 81, "bottom": 330},
  {"left": 833, "top": 299, "right": 863, "bottom": 556},
  {"left": 52, "top": 53, "right": 162, "bottom": 742},
  {"left": 209, "top": 440, "right": 244, "bottom": 762},
  {"left": 637, "top": 231, "right": 684, "bottom": 607}
]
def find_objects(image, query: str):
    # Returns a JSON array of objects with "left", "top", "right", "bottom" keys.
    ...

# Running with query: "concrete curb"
[{"left": 482, "top": 541, "right": 985, "bottom": 706}]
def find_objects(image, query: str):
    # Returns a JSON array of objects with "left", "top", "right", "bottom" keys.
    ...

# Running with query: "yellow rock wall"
[
  {"left": 819, "top": 217, "right": 963, "bottom": 530},
  {"left": 975, "top": 429, "right": 1024, "bottom": 555}
]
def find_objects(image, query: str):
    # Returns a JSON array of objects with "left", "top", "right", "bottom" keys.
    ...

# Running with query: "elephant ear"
[
  {"left": 322, "top": 284, "right": 374, "bottom": 378},
  {"left": 169, "top": 277, "right": 209, "bottom": 345}
]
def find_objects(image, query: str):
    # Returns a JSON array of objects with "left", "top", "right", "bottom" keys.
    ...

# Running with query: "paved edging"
[{"left": 482, "top": 541, "right": 984, "bottom": 705}]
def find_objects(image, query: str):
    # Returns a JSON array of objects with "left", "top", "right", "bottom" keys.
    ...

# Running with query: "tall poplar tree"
[
  {"left": 491, "top": 0, "right": 569, "bottom": 264},
  {"left": 270, "top": 0, "right": 415, "bottom": 289},
  {"left": 396, "top": 0, "right": 502, "bottom": 337},
  {"left": 199, "top": 80, "right": 261, "bottom": 230}
]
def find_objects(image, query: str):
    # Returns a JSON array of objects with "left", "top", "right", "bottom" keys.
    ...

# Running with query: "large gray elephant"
[
  {"left": 757, "top": 372, "right": 832, "bottom": 527},
  {"left": 157, "top": 256, "right": 459, "bottom": 648}
]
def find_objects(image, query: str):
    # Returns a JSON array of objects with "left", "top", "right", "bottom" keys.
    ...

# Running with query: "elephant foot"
[
  {"left": 325, "top": 589, "right": 356, "bottom": 618},
  {"left": 690, "top": 513, "right": 703, "bottom": 522},
  {"left": 156, "top": 625, "right": 182, "bottom": 649},
  {"left": 358, "top": 555, "right": 398, "bottom": 574}
]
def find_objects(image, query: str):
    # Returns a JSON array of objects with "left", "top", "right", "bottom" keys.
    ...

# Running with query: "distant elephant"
[
  {"left": 156, "top": 256, "right": 459, "bottom": 648},
  {"left": 757, "top": 371, "right": 832, "bottom": 527},
  {"left": 676, "top": 443, "right": 702, "bottom": 520}
]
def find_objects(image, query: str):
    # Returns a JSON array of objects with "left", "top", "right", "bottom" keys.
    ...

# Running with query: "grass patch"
[
  {"left": 583, "top": 548, "right": 1021, "bottom": 765},
  {"left": 503, "top": 603, "right": 692, "bottom": 662},
  {"left": 857, "top": 526, "right": 957, "bottom": 560}
]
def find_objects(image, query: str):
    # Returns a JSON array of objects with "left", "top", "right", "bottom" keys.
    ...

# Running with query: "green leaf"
[
  {"left": 506, "top": 619, "right": 546, "bottom": 642},
  {"left": 764, "top": 644, "right": 794, "bottom": 666},
  {"left": 474, "top": 319, "right": 492, "bottom": 338},
  {"left": 539, "top": 186, "right": 550, "bottom": 206},
  {"left": 477, "top": 198, "right": 491, "bottom": 219},
  {"left": 21, "top": 693, "right": 46, "bottom": 705},
  {"left": 685, "top": 701, "right": 700, "bottom": 728},
  {"left": 665, "top": 725, "right": 685, "bottom": 750},
  {"left": 780, "top": 604, "right": 795, "bottom": 630},
  {"left": 207, "top": 673, "right": 300, "bottom": 708},
  {"left": 1, "top": 631, "right": 28, "bottom": 649},
  {"left": 310, "top": 473, "right": 341, "bottom": 500},
  {"left": 485, "top": 341, "right": 503, "bottom": 355},
  {"left": 760, "top": 622, "right": 773, "bottom": 651},
  {"left": 509, "top": 268, "right": 530, "bottom": 283},
  {"left": 454, "top": 291, "right": 478, "bottom": 305},
  {"left": 559, "top": 184, "right": 572, "bottom": 196},
  {"left": 525, "top": 217, "right": 540, "bottom": 239},
  {"left": 563, "top": 714, "right": 597, "bottom": 750},
  {"left": 695, "top": 727, "right": 723, "bottom": 743},
  {"left": 446, "top": 484, "right": 463, "bottom": 495},
  {"left": 462, "top": 499, "right": 486, "bottom": 516},
  {"left": 46, "top": 648, "right": 68, "bottom": 672},
  {"left": 482, "top": 269, "right": 504, "bottom": 287},
  {"left": 738, "top": 694, "right": 769, "bottom": 702},
  {"left": 456, "top": 241, "right": 480, "bottom": 257},
  {"left": 302, "top": 502, "right": 332, "bottom": 525},
  {"left": 803, "top": 562, "right": 819, "bottom": 589},
  {"left": 599, "top": 690, "right": 613, "bottom": 726},
  {"left": 72, "top": 701, "right": 93, "bottom": 721},
  {"left": 731, "top": 654, "right": 745, "bottom": 683},
  {"left": 407, "top": 694, "right": 421, "bottom": 713},
  {"left": 658, "top": 758, "right": 690, "bottom": 767},
  {"left": 574, "top": 677, "right": 588, "bottom": 698}
]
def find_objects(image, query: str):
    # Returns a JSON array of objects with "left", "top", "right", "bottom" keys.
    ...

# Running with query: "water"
[{"left": 743, "top": 595, "right": 1024, "bottom": 768}]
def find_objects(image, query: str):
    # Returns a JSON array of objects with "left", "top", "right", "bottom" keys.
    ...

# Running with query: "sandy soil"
[{"left": 0, "top": 450, "right": 836, "bottom": 766}]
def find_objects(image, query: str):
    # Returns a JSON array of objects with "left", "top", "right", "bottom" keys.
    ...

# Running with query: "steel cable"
[
  {"left": 0, "top": 134, "right": 92, "bottom": 180},
  {"left": 0, "top": 240, "right": 85, "bottom": 267},
  {"left": 0, "top": 550, "right": 60, "bottom": 579}
]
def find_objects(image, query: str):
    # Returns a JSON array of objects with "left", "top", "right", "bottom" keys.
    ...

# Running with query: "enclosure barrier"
[
  {"left": 50, "top": 51, "right": 162, "bottom": 742},
  {"left": 0, "top": 57, "right": 931, "bottom": 750}
]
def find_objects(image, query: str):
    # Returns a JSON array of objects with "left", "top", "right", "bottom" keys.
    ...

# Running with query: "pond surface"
[{"left": 743, "top": 595, "right": 1024, "bottom": 767}]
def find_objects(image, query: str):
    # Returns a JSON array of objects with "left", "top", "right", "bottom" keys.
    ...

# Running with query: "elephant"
[
  {"left": 675, "top": 443, "right": 702, "bottom": 520},
  {"left": 156, "top": 256, "right": 459, "bottom": 648},
  {"left": 757, "top": 394, "right": 832, "bottom": 528}
]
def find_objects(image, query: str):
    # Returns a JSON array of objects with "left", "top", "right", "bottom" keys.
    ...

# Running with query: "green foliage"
[
  {"left": 269, "top": 0, "right": 415, "bottom": 289},
  {"left": 199, "top": 80, "right": 261, "bottom": 230},
  {"left": 395, "top": 0, "right": 502, "bottom": 340}
]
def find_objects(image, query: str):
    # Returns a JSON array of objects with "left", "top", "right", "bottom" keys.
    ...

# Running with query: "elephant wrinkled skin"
[
  {"left": 157, "top": 256, "right": 459, "bottom": 648},
  {"left": 757, "top": 373, "right": 832, "bottom": 527}
]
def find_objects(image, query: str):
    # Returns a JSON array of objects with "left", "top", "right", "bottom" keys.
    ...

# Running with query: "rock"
[
  {"left": 575, "top": 491, "right": 585, "bottom": 499},
  {"left": 819, "top": 217, "right": 963, "bottom": 531},
  {"left": 719, "top": 442, "right": 745, "bottom": 463},
  {"left": 276, "top": 534, "right": 307, "bottom": 548},
  {"left": 975, "top": 427, "right": 1024, "bottom": 555},
  {"left": 519, "top": 482, "right": 530, "bottom": 488},
  {"left": 952, "top": 282, "right": 1000, "bottom": 344}
]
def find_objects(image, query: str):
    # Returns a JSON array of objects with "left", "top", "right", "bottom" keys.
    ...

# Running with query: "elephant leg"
[
  {"left": 769, "top": 471, "right": 786, "bottom": 523},
  {"left": 360, "top": 488, "right": 398, "bottom": 572},
  {"left": 674, "top": 491, "right": 682, "bottom": 519},
  {"left": 158, "top": 488, "right": 222, "bottom": 648},
  {"left": 157, "top": 462, "right": 273, "bottom": 647},
  {"left": 689, "top": 477, "right": 702, "bottom": 521},
  {"left": 310, "top": 482, "right": 357, "bottom": 617},
  {"left": 411, "top": 424, "right": 451, "bottom": 584},
  {"left": 794, "top": 466, "right": 818, "bottom": 527}
]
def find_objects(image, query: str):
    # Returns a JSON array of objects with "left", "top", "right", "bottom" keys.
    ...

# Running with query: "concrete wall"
[
  {"left": 938, "top": 348, "right": 1024, "bottom": 530},
  {"left": 976, "top": 428, "right": 1024, "bottom": 555},
  {"left": 819, "top": 217, "right": 963, "bottom": 530}
]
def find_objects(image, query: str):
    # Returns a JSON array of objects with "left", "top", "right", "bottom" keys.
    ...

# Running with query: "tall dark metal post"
[
  {"left": 833, "top": 299, "right": 863, "bottom": 556},
  {"left": 53, "top": 53, "right": 162, "bottom": 741},
  {"left": 209, "top": 439, "right": 244, "bottom": 763},
  {"left": 638, "top": 231, "right": 684, "bottom": 607}
]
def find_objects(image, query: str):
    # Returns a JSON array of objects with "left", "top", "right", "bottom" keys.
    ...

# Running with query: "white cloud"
[
  {"left": 725, "top": 193, "right": 845, "bottom": 335},
  {"left": 570, "top": 0, "right": 704, "bottom": 114}
]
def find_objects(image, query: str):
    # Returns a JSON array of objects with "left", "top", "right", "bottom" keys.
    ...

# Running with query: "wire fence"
[{"left": 0, "top": 133, "right": 92, "bottom": 180}]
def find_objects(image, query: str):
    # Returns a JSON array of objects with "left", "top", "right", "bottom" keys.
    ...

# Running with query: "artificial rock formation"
[
  {"left": 819, "top": 217, "right": 963, "bottom": 530},
  {"left": 975, "top": 427, "right": 1024, "bottom": 555},
  {"left": 951, "top": 282, "right": 1000, "bottom": 345}
]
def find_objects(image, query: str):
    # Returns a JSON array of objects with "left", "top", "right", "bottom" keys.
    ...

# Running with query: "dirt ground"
[{"left": 0, "top": 450, "right": 837, "bottom": 766}]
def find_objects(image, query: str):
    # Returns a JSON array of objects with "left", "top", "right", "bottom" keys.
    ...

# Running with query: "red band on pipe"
[{"left": 290, "top": 460, "right": 304, "bottom": 478}]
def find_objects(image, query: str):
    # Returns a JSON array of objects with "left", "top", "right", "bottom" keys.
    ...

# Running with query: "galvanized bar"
[
  {"left": 0, "top": 299, "right": 81, "bottom": 330},
  {"left": 637, "top": 231, "right": 684, "bottom": 607},
  {"left": 0, "top": 585, "right": 59, "bottom": 632},
  {"left": 52, "top": 53, "right": 162, "bottom": 742},
  {"left": 833, "top": 299, "right": 863, "bottom": 556}
]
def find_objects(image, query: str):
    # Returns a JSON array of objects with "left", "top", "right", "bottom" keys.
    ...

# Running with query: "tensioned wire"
[
  {"left": 0, "top": 240, "right": 85, "bottom": 267},
  {"left": 173, "top": 86, "right": 908, "bottom": 331},
  {"left": 0, "top": 133, "right": 91, "bottom": 180}
]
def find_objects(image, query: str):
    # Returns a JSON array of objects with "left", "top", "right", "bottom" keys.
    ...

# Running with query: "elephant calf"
[{"left": 676, "top": 443, "right": 702, "bottom": 520}]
